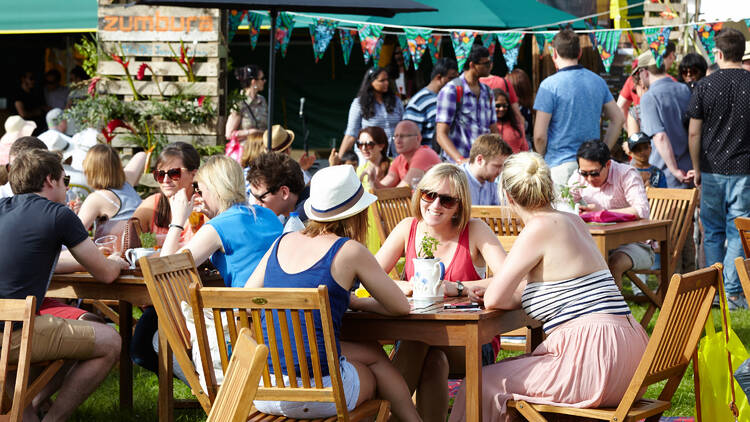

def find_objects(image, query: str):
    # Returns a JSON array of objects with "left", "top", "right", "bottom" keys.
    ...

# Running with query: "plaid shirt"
[{"left": 435, "top": 74, "right": 496, "bottom": 161}]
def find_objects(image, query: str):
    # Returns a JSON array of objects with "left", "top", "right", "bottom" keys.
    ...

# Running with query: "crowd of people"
[{"left": 1, "top": 25, "right": 749, "bottom": 422}]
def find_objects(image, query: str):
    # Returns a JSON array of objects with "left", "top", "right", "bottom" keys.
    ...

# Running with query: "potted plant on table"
[{"left": 411, "top": 235, "right": 445, "bottom": 304}]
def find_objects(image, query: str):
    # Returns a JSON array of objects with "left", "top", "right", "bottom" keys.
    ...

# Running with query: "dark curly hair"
[
  {"left": 234, "top": 64, "right": 263, "bottom": 89},
  {"left": 246, "top": 152, "right": 304, "bottom": 196},
  {"left": 678, "top": 53, "right": 707, "bottom": 83},
  {"left": 356, "top": 67, "right": 399, "bottom": 119}
]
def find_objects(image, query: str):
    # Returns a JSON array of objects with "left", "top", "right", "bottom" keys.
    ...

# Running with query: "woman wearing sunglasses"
[
  {"left": 448, "top": 152, "right": 647, "bottom": 422},
  {"left": 375, "top": 163, "right": 507, "bottom": 422}
]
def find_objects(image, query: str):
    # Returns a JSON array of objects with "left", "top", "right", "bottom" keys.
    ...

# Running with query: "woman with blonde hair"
[
  {"left": 448, "top": 152, "right": 648, "bottom": 422},
  {"left": 376, "top": 162, "right": 507, "bottom": 422},
  {"left": 241, "top": 131, "right": 266, "bottom": 198},
  {"left": 77, "top": 144, "right": 146, "bottom": 231},
  {"left": 162, "top": 155, "right": 282, "bottom": 287}
]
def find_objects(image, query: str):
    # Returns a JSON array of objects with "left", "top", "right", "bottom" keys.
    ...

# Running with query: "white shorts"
[
  {"left": 253, "top": 355, "right": 360, "bottom": 418},
  {"left": 612, "top": 242, "right": 655, "bottom": 270}
]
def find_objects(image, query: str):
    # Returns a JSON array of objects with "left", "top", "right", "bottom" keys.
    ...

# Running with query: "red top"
[
  {"left": 404, "top": 218, "right": 482, "bottom": 283},
  {"left": 496, "top": 121, "right": 528, "bottom": 154},
  {"left": 619, "top": 75, "right": 640, "bottom": 106},
  {"left": 388, "top": 145, "right": 441, "bottom": 183},
  {"left": 479, "top": 75, "right": 519, "bottom": 104}
]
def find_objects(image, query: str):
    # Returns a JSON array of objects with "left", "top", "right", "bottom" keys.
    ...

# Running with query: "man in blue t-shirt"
[{"left": 533, "top": 29, "right": 624, "bottom": 187}]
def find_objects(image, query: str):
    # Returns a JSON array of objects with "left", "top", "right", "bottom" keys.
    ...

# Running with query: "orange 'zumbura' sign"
[{"left": 101, "top": 12, "right": 214, "bottom": 32}]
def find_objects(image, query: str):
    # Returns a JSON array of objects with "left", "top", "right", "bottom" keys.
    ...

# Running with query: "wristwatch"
[{"left": 455, "top": 281, "right": 465, "bottom": 297}]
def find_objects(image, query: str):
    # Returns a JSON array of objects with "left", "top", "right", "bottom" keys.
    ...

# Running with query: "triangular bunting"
[
  {"left": 309, "top": 19, "right": 338, "bottom": 63},
  {"left": 535, "top": 32, "right": 555, "bottom": 56},
  {"left": 497, "top": 33, "right": 524, "bottom": 70},
  {"left": 428, "top": 34, "right": 442, "bottom": 65},
  {"left": 339, "top": 29, "right": 357, "bottom": 66},
  {"left": 594, "top": 30, "right": 621, "bottom": 73},
  {"left": 583, "top": 18, "right": 598, "bottom": 51},
  {"left": 247, "top": 12, "right": 264, "bottom": 50},
  {"left": 644, "top": 27, "right": 671, "bottom": 67},
  {"left": 481, "top": 33, "right": 496, "bottom": 59},
  {"left": 404, "top": 28, "right": 432, "bottom": 70},
  {"left": 274, "top": 12, "right": 295, "bottom": 58},
  {"left": 451, "top": 31, "right": 477, "bottom": 71},
  {"left": 398, "top": 35, "right": 411, "bottom": 70},
  {"left": 357, "top": 24, "right": 384, "bottom": 64},
  {"left": 693, "top": 23, "right": 723, "bottom": 63},
  {"left": 227, "top": 10, "right": 246, "bottom": 43}
]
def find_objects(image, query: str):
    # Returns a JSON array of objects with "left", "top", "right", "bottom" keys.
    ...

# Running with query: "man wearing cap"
[
  {"left": 688, "top": 28, "right": 750, "bottom": 309},
  {"left": 635, "top": 50, "right": 694, "bottom": 188},
  {"left": 0, "top": 115, "right": 36, "bottom": 166},
  {"left": 38, "top": 108, "right": 74, "bottom": 158},
  {"left": 367, "top": 120, "right": 441, "bottom": 189},
  {"left": 533, "top": 29, "right": 624, "bottom": 187}
]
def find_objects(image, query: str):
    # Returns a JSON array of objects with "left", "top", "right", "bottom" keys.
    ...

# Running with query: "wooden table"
[{"left": 341, "top": 297, "right": 542, "bottom": 422}]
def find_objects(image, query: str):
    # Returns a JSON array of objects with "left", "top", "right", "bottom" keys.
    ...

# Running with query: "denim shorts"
[{"left": 253, "top": 355, "right": 360, "bottom": 418}]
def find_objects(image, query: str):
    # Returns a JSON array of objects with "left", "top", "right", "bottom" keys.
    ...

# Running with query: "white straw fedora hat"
[{"left": 304, "top": 165, "right": 377, "bottom": 222}]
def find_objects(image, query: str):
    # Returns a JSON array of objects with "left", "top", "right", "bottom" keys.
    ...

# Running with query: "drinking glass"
[{"left": 95, "top": 235, "right": 117, "bottom": 257}]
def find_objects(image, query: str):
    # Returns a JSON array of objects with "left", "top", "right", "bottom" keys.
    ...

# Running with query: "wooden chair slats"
[
  {"left": 510, "top": 263, "right": 720, "bottom": 422},
  {"left": 735, "top": 216, "right": 750, "bottom": 258},
  {"left": 0, "top": 297, "right": 35, "bottom": 422},
  {"left": 736, "top": 256, "right": 750, "bottom": 305},
  {"left": 206, "top": 328, "right": 268, "bottom": 422},
  {"left": 370, "top": 186, "right": 412, "bottom": 245},
  {"left": 190, "top": 285, "right": 390, "bottom": 422},
  {"left": 471, "top": 206, "right": 524, "bottom": 236}
]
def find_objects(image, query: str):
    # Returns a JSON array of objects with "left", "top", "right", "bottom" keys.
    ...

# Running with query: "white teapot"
[{"left": 410, "top": 258, "right": 446, "bottom": 305}]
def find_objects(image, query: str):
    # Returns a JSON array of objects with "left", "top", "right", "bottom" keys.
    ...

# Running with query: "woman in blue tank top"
[{"left": 245, "top": 165, "right": 421, "bottom": 422}]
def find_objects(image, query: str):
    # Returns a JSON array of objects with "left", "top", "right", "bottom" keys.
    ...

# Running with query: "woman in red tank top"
[{"left": 375, "top": 163, "right": 508, "bottom": 422}]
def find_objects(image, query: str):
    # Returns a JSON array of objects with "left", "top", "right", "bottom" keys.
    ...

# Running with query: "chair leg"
[
  {"left": 514, "top": 400, "right": 547, "bottom": 422},
  {"left": 22, "top": 360, "right": 65, "bottom": 409},
  {"left": 375, "top": 400, "right": 390, "bottom": 422}
]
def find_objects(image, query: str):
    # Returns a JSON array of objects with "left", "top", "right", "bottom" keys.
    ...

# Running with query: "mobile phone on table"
[{"left": 444, "top": 302, "right": 481, "bottom": 310}]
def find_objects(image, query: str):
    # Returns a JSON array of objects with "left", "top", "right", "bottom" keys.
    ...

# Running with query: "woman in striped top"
[{"left": 448, "top": 152, "right": 648, "bottom": 422}]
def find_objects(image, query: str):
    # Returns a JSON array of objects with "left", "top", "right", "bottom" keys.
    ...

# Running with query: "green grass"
[{"left": 67, "top": 303, "right": 750, "bottom": 420}]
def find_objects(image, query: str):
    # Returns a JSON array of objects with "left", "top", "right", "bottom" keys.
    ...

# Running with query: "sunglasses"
[
  {"left": 63, "top": 175, "right": 70, "bottom": 187},
  {"left": 251, "top": 187, "right": 277, "bottom": 203},
  {"left": 153, "top": 167, "right": 185, "bottom": 183},
  {"left": 356, "top": 141, "right": 376, "bottom": 149},
  {"left": 192, "top": 182, "right": 202, "bottom": 197},
  {"left": 578, "top": 168, "right": 604, "bottom": 178},
  {"left": 420, "top": 190, "right": 459, "bottom": 209},
  {"left": 495, "top": 103, "right": 509, "bottom": 109}
]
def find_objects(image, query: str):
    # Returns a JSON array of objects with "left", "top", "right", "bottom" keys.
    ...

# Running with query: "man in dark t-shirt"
[
  {"left": 0, "top": 149, "right": 128, "bottom": 420},
  {"left": 688, "top": 28, "right": 750, "bottom": 309}
]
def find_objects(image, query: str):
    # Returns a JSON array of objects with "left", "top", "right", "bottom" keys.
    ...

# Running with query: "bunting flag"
[
  {"left": 309, "top": 19, "right": 338, "bottom": 63},
  {"left": 428, "top": 34, "right": 442, "bottom": 65},
  {"left": 357, "top": 24, "right": 384, "bottom": 64},
  {"left": 746, "top": 18, "right": 750, "bottom": 31},
  {"left": 497, "top": 32, "right": 524, "bottom": 70},
  {"left": 481, "top": 33, "right": 496, "bottom": 59},
  {"left": 594, "top": 30, "right": 622, "bottom": 73},
  {"left": 694, "top": 23, "right": 724, "bottom": 62},
  {"left": 398, "top": 35, "right": 411, "bottom": 69},
  {"left": 227, "top": 10, "right": 246, "bottom": 43},
  {"left": 274, "top": 13, "right": 296, "bottom": 58},
  {"left": 339, "top": 29, "right": 357, "bottom": 65},
  {"left": 583, "top": 18, "right": 598, "bottom": 51},
  {"left": 404, "top": 28, "right": 432, "bottom": 70},
  {"left": 247, "top": 12, "right": 264, "bottom": 50},
  {"left": 535, "top": 33, "right": 555, "bottom": 56},
  {"left": 451, "top": 31, "right": 477, "bottom": 70},
  {"left": 644, "top": 27, "right": 671, "bottom": 67}
]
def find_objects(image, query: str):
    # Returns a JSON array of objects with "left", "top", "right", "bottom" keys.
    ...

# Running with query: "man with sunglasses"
[
  {"left": 568, "top": 141, "right": 651, "bottom": 289},
  {"left": 0, "top": 148, "right": 128, "bottom": 420},
  {"left": 246, "top": 152, "right": 309, "bottom": 224}
]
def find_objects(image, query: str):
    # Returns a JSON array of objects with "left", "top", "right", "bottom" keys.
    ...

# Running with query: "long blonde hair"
[
  {"left": 501, "top": 152, "right": 554, "bottom": 210},
  {"left": 409, "top": 163, "right": 471, "bottom": 232},
  {"left": 241, "top": 132, "right": 265, "bottom": 168},
  {"left": 195, "top": 155, "right": 247, "bottom": 214}
]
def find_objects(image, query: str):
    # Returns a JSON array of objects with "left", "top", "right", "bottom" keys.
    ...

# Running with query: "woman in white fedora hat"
[{"left": 245, "top": 165, "right": 421, "bottom": 421}]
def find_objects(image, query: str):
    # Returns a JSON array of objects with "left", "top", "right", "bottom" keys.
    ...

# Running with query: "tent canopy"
[{"left": 0, "top": 0, "right": 96, "bottom": 33}]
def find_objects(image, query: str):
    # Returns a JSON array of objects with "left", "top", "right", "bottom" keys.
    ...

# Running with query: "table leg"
[
  {"left": 118, "top": 301, "right": 133, "bottom": 412},
  {"left": 465, "top": 324, "right": 482, "bottom": 422},
  {"left": 158, "top": 321, "right": 173, "bottom": 422}
]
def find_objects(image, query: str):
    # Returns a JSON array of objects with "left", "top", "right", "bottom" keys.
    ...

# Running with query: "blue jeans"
[{"left": 700, "top": 173, "right": 750, "bottom": 296}]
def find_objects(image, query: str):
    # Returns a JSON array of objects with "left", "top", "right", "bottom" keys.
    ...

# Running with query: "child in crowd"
[
  {"left": 626, "top": 132, "right": 666, "bottom": 188},
  {"left": 341, "top": 150, "right": 359, "bottom": 169}
]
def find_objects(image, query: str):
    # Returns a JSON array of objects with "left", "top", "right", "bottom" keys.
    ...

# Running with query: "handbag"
[{"left": 697, "top": 278, "right": 750, "bottom": 421}]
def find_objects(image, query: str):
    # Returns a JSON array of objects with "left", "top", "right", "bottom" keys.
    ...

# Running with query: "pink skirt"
[{"left": 448, "top": 313, "right": 649, "bottom": 422}]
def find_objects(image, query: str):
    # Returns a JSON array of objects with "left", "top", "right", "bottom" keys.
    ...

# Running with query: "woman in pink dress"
[{"left": 449, "top": 152, "right": 648, "bottom": 422}]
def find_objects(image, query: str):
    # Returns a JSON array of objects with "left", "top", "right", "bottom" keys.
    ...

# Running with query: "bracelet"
[{"left": 168, "top": 223, "right": 184, "bottom": 231}]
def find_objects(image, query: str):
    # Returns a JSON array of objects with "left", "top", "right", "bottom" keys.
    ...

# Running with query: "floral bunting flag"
[
  {"left": 274, "top": 13, "right": 295, "bottom": 58},
  {"left": 693, "top": 23, "right": 723, "bottom": 62},
  {"left": 451, "top": 31, "right": 477, "bottom": 70},
  {"left": 339, "top": 29, "right": 357, "bottom": 65},
  {"left": 357, "top": 24, "right": 384, "bottom": 64},
  {"left": 497, "top": 33, "right": 524, "bottom": 70},
  {"left": 247, "top": 12, "right": 264, "bottom": 50},
  {"left": 309, "top": 19, "right": 338, "bottom": 63},
  {"left": 535, "top": 33, "right": 555, "bottom": 56},
  {"left": 594, "top": 30, "right": 621, "bottom": 73},
  {"left": 227, "top": 10, "right": 246, "bottom": 43},
  {"left": 404, "top": 28, "right": 432, "bottom": 70},
  {"left": 428, "top": 34, "right": 442, "bottom": 65},
  {"left": 644, "top": 27, "right": 671, "bottom": 68},
  {"left": 481, "top": 33, "right": 496, "bottom": 58},
  {"left": 398, "top": 35, "right": 411, "bottom": 69}
]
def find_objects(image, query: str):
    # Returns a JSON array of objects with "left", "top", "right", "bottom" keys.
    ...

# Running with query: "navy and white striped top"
[{"left": 521, "top": 269, "right": 631, "bottom": 334}]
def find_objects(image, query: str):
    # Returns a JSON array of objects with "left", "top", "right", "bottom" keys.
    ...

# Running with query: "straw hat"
[
  {"left": 304, "top": 165, "right": 377, "bottom": 222},
  {"left": 631, "top": 50, "right": 657, "bottom": 75},
  {"left": 1, "top": 116, "right": 36, "bottom": 145},
  {"left": 264, "top": 125, "right": 295, "bottom": 152}
]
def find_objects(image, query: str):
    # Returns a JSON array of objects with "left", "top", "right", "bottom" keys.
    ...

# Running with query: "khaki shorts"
[
  {"left": 4, "top": 315, "right": 96, "bottom": 364},
  {"left": 612, "top": 242, "right": 655, "bottom": 271}
]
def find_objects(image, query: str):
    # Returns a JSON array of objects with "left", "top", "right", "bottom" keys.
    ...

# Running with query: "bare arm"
[
  {"left": 652, "top": 131, "right": 690, "bottom": 183},
  {"left": 68, "top": 238, "right": 128, "bottom": 283},
  {"left": 132, "top": 194, "right": 156, "bottom": 233},
  {"left": 511, "top": 103, "right": 525, "bottom": 135},
  {"left": 602, "top": 100, "right": 625, "bottom": 149},
  {"left": 444, "top": 220, "right": 507, "bottom": 296},
  {"left": 375, "top": 218, "right": 412, "bottom": 275},
  {"left": 348, "top": 242, "right": 410, "bottom": 316},
  {"left": 123, "top": 151, "right": 147, "bottom": 187},
  {"left": 225, "top": 111, "right": 242, "bottom": 140},
  {"left": 688, "top": 118, "right": 703, "bottom": 186},
  {"left": 369, "top": 168, "right": 399, "bottom": 189},
  {"left": 616, "top": 95, "right": 632, "bottom": 122},
  {"left": 399, "top": 167, "right": 425, "bottom": 188},
  {"left": 625, "top": 110, "right": 640, "bottom": 137},
  {"left": 338, "top": 135, "right": 356, "bottom": 160},
  {"left": 77, "top": 192, "right": 107, "bottom": 230},
  {"left": 435, "top": 122, "right": 464, "bottom": 163},
  {"left": 533, "top": 110, "right": 551, "bottom": 155}
]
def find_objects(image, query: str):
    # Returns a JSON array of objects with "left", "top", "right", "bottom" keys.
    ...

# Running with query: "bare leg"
[
  {"left": 416, "top": 348, "right": 448, "bottom": 422},
  {"left": 608, "top": 251, "right": 633, "bottom": 290},
  {"left": 341, "top": 341, "right": 422, "bottom": 422},
  {"left": 390, "top": 340, "right": 430, "bottom": 395},
  {"left": 42, "top": 322, "right": 120, "bottom": 422},
  {"left": 31, "top": 361, "right": 76, "bottom": 413}
]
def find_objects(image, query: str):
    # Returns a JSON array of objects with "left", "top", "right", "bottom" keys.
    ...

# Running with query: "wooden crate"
[
  {"left": 97, "top": 0, "right": 227, "bottom": 147},
  {"left": 643, "top": 1, "right": 685, "bottom": 39}
]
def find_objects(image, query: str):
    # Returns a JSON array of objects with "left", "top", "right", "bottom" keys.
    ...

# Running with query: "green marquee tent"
[{"left": 0, "top": 0, "right": 97, "bottom": 33}]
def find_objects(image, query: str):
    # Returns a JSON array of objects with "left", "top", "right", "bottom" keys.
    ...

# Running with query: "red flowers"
[
  {"left": 101, "top": 119, "right": 136, "bottom": 144},
  {"left": 197, "top": 96, "right": 205, "bottom": 107},
  {"left": 87, "top": 77, "right": 101, "bottom": 97},
  {"left": 136, "top": 63, "right": 148, "bottom": 80},
  {"left": 111, "top": 53, "right": 129, "bottom": 68}
]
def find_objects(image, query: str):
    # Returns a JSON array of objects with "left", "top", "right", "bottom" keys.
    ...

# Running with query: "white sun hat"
[{"left": 304, "top": 165, "right": 377, "bottom": 222}]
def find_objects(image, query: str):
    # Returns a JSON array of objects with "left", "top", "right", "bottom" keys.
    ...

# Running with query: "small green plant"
[
  {"left": 418, "top": 235, "right": 439, "bottom": 259},
  {"left": 559, "top": 182, "right": 584, "bottom": 209},
  {"left": 139, "top": 232, "right": 157, "bottom": 249}
]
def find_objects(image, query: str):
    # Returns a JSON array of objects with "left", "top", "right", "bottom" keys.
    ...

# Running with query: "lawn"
[{"left": 66, "top": 303, "right": 750, "bottom": 421}]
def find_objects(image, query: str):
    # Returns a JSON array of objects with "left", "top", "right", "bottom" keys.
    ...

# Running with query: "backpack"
[{"left": 433, "top": 81, "right": 463, "bottom": 155}]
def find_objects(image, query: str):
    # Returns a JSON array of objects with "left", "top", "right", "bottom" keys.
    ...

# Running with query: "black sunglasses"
[
  {"left": 356, "top": 141, "right": 376, "bottom": 149},
  {"left": 578, "top": 168, "right": 603, "bottom": 178},
  {"left": 420, "top": 190, "right": 459, "bottom": 209},
  {"left": 63, "top": 175, "right": 70, "bottom": 187},
  {"left": 495, "top": 103, "right": 509, "bottom": 109},
  {"left": 252, "top": 187, "right": 277, "bottom": 203},
  {"left": 153, "top": 167, "right": 184, "bottom": 183}
]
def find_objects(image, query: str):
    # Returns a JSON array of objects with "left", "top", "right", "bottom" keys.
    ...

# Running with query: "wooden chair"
[
  {"left": 370, "top": 186, "right": 412, "bottom": 244},
  {"left": 0, "top": 296, "right": 64, "bottom": 422},
  {"left": 205, "top": 328, "right": 268, "bottom": 422},
  {"left": 140, "top": 251, "right": 211, "bottom": 414},
  {"left": 735, "top": 256, "right": 750, "bottom": 305},
  {"left": 189, "top": 284, "right": 391, "bottom": 422},
  {"left": 624, "top": 187, "right": 698, "bottom": 327},
  {"left": 735, "top": 216, "right": 750, "bottom": 258},
  {"left": 470, "top": 206, "right": 524, "bottom": 251},
  {"left": 509, "top": 263, "right": 721, "bottom": 422}
]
